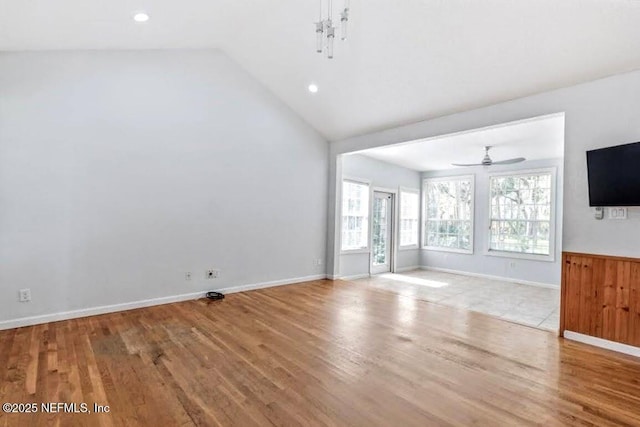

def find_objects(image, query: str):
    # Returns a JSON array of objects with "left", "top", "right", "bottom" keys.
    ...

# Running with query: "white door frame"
[{"left": 370, "top": 187, "right": 398, "bottom": 275}]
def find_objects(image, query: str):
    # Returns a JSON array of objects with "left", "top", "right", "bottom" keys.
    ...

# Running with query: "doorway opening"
[{"left": 333, "top": 112, "right": 565, "bottom": 333}]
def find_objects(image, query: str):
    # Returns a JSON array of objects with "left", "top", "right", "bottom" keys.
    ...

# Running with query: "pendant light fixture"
[{"left": 315, "top": 0, "right": 349, "bottom": 59}]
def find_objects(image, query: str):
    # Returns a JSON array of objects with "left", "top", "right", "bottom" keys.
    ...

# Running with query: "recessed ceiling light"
[
  {"left": 308, "top": 84, "right": 319, "bottom": 93},
  {"left": 133, "top": 12, "right": 150, "bottom": 23}
]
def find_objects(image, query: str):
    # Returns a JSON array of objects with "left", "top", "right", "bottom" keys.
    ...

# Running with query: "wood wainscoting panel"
[{"left": 562, "top": 252, "right": 640, "bottom": 347}]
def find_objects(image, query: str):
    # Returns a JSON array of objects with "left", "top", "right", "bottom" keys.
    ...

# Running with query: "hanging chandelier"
[{"left": 315, "top": 0, "right": 349, "bottom": 59}]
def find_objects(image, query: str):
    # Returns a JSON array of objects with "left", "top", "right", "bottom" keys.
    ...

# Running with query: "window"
[
  {"left": 399, "top": 189, "right": 419, "bottom": 248},
  {"left": 341, "top": 180, "right": 370, "bottom": 251},
  {"left": 424, "top": 176, "right": 474, "bottom": 253},
  {"left": 488, "top": 169, "right": 554, "bottom": 258}
]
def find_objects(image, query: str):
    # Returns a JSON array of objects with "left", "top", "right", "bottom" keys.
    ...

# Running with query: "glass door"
[{"left": 371, "top": 192, "right": 393, "bottom": 274}]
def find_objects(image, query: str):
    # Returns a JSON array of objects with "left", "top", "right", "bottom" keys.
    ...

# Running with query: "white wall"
[
  {"left": 0, "top": 50, "right": 328, "bottom": 325},
  {"left": 340, "top": 154, "right": 421, "bottom": 278},
  {"left": 328, "top": 69, "right": 640, "bottom": 278},
  {"left": 421, "top": 158, "right": 564, "bottom": 286}
]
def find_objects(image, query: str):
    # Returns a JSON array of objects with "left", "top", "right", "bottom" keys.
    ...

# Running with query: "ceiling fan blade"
[
  {"left": 451, "top": 162, "right": 484, "bottom": 167},
  {"left": 490, "top": 157, "right": 526, "bottom": 165}
]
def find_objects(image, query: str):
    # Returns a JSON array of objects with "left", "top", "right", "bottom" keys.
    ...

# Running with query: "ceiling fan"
[{"left": 452, "top": 146, "right": 525, "bottom": 167}]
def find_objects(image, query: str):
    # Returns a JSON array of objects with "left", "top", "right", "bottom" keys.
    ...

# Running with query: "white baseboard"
[
  {"left": 563, "top": 331, "right": 640, "bottom": 358},
  {"left": 0, "top": 291, "right": 206, "bottom": 331},
  {"left": 420, "top": 266, "right": 558, "bottom": 289},
  {"left": 338, "top": 267, "right": 419, "bottom": 280},
  {"left": 339, "top": 273, "right": 371, "bottom": 281},
  {"left": 0, "top": 274, "right": 327, "bottom": 331},
  {"left": 215, "top": 274, "right": 326, "bottom": 294},
  {"left": 395, "top": 265, "right": 421, "bottom": 273}
]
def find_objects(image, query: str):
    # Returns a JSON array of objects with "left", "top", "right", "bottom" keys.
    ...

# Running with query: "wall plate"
[
  {"left": 594, "top": 207, "right": 604, "bottom": 220},
  {"left": 608, "top": 207, "right": 627, "bottom": 220}
]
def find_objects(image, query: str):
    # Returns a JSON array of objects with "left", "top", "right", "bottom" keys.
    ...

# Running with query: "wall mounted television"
[{"left": 586, "top": 141, "right": 640, "bottom": 207}]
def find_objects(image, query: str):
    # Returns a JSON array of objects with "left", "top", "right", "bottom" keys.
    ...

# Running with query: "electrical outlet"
[
  {"left": 206, "top": 269, "right": 219, "bottom": 279},
  {"left": 509, "top": 261, "right": 516, "bottom": 269},
  {"left": 185, "top": 272, "right": 192, "bottom": 281},
  {"left": 315, "top": 258, "right": 323, "bottom": 266},
  {"left": 19, "top": 289, "right": 31, "bottom": 303}
]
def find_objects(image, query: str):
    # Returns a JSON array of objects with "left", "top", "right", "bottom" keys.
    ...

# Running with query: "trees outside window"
[
  {"left": 489, "top": 171, "right": 554, "bottom": 256},
  {"left": 423, "top": 176, "right": 474, "bottom": 253}
]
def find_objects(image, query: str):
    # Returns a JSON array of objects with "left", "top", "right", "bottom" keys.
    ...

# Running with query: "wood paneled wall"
[{"left": 561, "top": 252, "right": 640, "bottom": 347}]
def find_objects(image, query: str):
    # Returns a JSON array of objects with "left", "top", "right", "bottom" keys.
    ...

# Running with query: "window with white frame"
[
  {"left": 488, "top": 170, "right": 554, "bottom": 257},
  {"left": 399, "top": 190, "right": 419, "bottom": 247},
  {"left": 424, "top": 176, "right": 474, "bottom": 252},
  {"left": 341, "top": 180, "right": 370, "bottom": 251}
]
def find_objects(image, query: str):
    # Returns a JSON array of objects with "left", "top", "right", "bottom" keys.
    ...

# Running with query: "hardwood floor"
[{"left": 1, "top": 279, "right": 640, "bottom": 426}]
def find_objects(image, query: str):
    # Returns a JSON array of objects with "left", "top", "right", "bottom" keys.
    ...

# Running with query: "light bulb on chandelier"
[
  {"left": 340, "top": 1, "right": 349, "bottom": 41},
  {"left": 315, "top": 0, "right": 349, "bottom": 59}
]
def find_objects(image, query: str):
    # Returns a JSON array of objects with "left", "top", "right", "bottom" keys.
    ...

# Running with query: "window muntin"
[
  {"left": 341, "top": 180, "right": 370, "bottom": 251},
  {"left": 424, "top": 176, "right": 474, "bottom": 252},
  {"left": 399, "top": 190, "right": 419, "bottom": 247},
  {"left": 489, "top": 171, "right": 553, "bottom": 256}
]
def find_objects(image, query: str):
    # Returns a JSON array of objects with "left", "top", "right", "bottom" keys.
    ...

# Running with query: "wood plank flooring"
[{"left": 1, "top": 279, "right": 640, "bottom": 426}]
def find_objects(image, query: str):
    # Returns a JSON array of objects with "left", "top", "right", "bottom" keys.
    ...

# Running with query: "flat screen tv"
[{"left": 586, "top": 141, "right": 640, "bottom": 206}]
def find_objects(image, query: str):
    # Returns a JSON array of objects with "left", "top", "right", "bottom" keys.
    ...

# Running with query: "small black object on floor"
[{"left": 206, "top": 291, "right": 225, "bottom": 301}]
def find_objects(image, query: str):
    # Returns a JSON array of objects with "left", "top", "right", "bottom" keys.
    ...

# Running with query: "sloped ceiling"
[{"left": 1, "top": 0, "right": 640, "bottom": 141}]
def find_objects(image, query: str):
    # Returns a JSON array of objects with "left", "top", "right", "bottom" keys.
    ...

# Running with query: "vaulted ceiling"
[{"left": 2, "top": 1, "right": 640, "bottom": 141}]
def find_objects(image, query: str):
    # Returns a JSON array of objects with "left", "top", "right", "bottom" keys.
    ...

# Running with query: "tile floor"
[{"left": 354, "top": 269, "right": 560, "bottom": 331}]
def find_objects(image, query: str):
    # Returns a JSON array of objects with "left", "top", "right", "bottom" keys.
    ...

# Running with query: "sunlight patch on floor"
[{"left": 379, "top": 273, "right": 450, "bottom": 288}]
